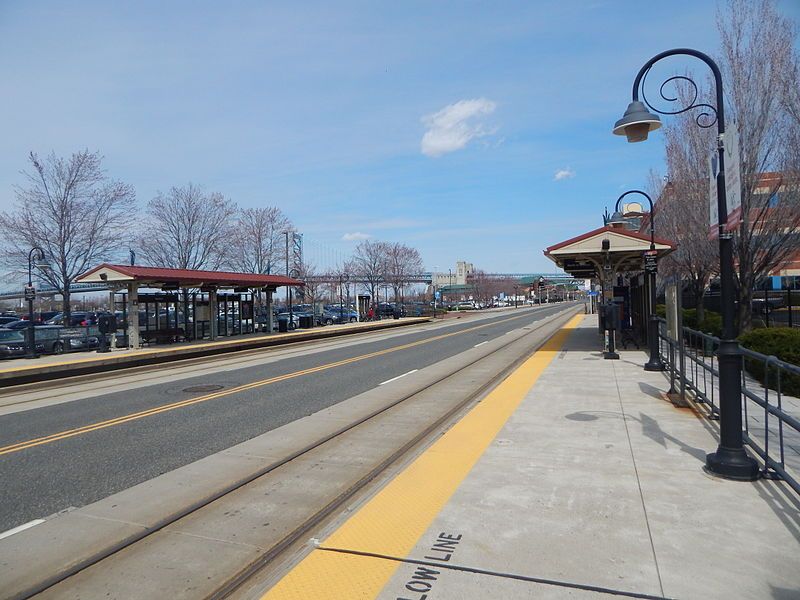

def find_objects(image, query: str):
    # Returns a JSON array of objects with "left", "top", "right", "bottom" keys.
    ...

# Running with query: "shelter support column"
[
  {"left": 126, "top": 283, "right": 140, "bottom": 348},
  {"left": 265, "top": 289, "right": 273, "bottom": 334},
  {"left": 109, "top": 290, "right": 117, "bottom": 349},
  {"left": 209, "top": 291, "right": 218, "bottom": 341}
]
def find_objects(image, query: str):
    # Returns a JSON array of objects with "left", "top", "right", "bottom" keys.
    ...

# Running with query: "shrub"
[
  {"left": 655, "top": 305, "right": 723, "bottom": 337},
  {"left": 738, "top": 327, "right": 800, "bottom": 396}
]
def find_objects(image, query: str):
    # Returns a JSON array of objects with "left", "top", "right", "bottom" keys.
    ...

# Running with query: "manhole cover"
[{"left": 182, "top": 384, "right": 225, "bottom": 393}]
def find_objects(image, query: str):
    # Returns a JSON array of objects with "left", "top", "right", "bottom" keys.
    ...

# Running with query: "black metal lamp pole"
[
  {"left": 339, "top": 275, "right": 343, "bottom": 316},
  {"left": 26, "top": 246, "right": 46, "bottom": 359},
  {"left": 284, "top": 231, "right": 290, "bottom": 322},
  {"left": 615, "top": 190, "right": 664, "bottom": 372},
  {"left": 615, "top": 48, "right": 757, "bottom": 480}
]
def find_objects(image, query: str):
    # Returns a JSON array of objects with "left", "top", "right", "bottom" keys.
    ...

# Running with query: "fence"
[
  {"left": 751, "top": 288, "right": 797, "bottom": 328},
  {"left": 657, "top": 318, "right": 800, "bottom": 495}
]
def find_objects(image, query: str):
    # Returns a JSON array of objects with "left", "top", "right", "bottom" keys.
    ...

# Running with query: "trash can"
[
  {"left": 278, "top": 319, "right": 288, "bottom": 333},
  {"left": 299, "top": 315, "right": 313, "bottom": 329}
]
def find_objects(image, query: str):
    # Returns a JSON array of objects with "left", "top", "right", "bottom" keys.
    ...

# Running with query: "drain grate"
[{"left": 182, "top": 384, "right": 225, "bottom": 393}]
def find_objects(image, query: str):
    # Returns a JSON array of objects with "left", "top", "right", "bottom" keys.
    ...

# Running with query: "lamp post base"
[
  {"left": 603, "top": 351, "right": 620, "bottom": 360},
  {"left": 705, "top": 447, "right": 759, "bottom": 481},
  {"left": 645, "top": 316, "right": 665, "bottom": 371}
]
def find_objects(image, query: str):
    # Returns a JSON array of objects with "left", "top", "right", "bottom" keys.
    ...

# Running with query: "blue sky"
[{"left": 1, "top": 0, "right": 798, "bottom": 274}]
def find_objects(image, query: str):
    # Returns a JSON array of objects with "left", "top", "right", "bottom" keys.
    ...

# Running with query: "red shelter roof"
[{"left": 77, "top": 263, "right": 303, "bottom": 289}]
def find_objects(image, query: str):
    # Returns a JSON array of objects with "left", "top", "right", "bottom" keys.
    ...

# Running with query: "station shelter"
[
  {"left": 76, "top": 264, "right": 302, "bottom": 348},
  {"left": 544, "top": 223, "right": 675, "bottom": 347}
]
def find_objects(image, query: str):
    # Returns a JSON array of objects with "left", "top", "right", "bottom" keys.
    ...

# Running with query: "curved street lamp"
[
  {"left": 26, "top": 246, "right": 50, "bottom": 359},
  {"left": 614, "top": 48, "right": 757, "bottom": 481},
  {"left": 613, "top": 190, "right": 664, "bottom": 372}
]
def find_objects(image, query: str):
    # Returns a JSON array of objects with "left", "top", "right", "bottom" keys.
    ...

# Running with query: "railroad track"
[{"left": 10, "top": 304, "right": 581, "bottom": 600}]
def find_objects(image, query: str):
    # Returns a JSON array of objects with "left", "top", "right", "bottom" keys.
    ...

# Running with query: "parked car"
[
  {"left": 326, "top": 307, "right": 358, "bottom": 323},
  {"left": 45, "top": 312, "right": 97, "bottom": 326},
  {"left": 0, "top": 316, "right": 19, "bottom": 326},
  {"left": 65, "top": 334, "right": 100, "bottom": 351},
  {"left": 2, "top": 320, "right": 32, "bottom": 330},
  {"left": 0, "top": 329, "right": 28, "bottom": 358},
  {"left": 33, "top": 326, "right": 67, "bottom": 354},
  {"left": 274, "top": 312, "right": 301, "bottom": 330},
  {"left": 317, "top": 308, "right": 349, "bottom": 325},
  {"left": 377, "top": 303, "right": 395, "bottom": 317}
]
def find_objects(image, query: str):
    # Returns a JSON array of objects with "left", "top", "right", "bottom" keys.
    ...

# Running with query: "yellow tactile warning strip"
[{"left": 262, "top": 314, "right": 584, "bottom": 600}]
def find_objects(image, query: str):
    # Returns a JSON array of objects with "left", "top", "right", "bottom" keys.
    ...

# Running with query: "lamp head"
[
  {"left": 608, "top": 210, "right": 627, "bottom": 227},
  {"left": 613, "top": 101, "right": 661, "bottom": 142},
  {"left": 34, "top": 252, "right": 52, "bottom": 273}
]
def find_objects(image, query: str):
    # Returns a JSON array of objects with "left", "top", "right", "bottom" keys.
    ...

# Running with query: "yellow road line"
[
  {"left": 262, "top": 314, "right": 584, "bottom": 600},
  {"left": 0, "top": 311, "right": 541, "bottom": 457}
]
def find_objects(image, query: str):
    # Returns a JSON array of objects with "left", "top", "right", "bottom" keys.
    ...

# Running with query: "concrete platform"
[
  {"left": 261, "top": 315, "right": 800, "bottom": 600},
  {"left": 0, "top": 317, "right": 429, "bottom": 387}
]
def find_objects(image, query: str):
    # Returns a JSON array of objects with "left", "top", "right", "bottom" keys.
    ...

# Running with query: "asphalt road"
[{"left": 0, "top": 304, "right": 576, "bottom": 532}]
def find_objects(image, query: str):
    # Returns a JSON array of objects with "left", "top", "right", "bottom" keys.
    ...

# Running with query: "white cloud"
[
  {"left": 554, "top": 168, "right": 575, "bottom": 181},
  {"left": 421, "top": 98, "right": 497, "bottom": 157},
  {"left": 342, "top": 232, "right": 372, "bottom": 241}
]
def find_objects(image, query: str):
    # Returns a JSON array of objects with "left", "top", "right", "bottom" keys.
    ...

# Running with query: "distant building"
[{"left": 432, "top": 260, "right": 474, "bottom": 287}]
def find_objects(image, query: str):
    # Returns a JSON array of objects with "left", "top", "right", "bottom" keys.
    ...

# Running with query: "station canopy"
[
  {"left": 544, "top": 225, "right": 676, "bottom": 279},
  {"left": 76, "top": 263, "right": 303, "bottom": 291}
]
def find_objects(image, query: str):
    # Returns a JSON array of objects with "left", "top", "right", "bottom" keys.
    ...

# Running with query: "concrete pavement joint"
[{"left": 612, "top": 360, "right": 666, "bottom": 598}]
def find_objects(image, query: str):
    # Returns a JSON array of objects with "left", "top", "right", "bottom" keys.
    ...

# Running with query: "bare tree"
[
  {"left": 717, "top": 0, "right": 800, "bottom": 329},
  {"left": 655, "top": 80, "right": 720, "bottom": 322},
  {"left": 225, "top": 207, "right": 291, "bottom": 275},
  {"left": 469, "top": 270, "right": 493, "bottom": 305},
  {"left": 136, "top": 183, "right": 237, "bottom": 270},
  {"left": 332, "top": 259, "right": 357, "bottom": 311},
  {"left": 352, "top": 239, "right": 390, "bottom": 307},
  {"left": 296, "top": 260, "right": 321, "bottom": 308},
  {"left": 0, "top": 150, "right": 135, "bottom": 317},
  {"left": 385, "top": 242, "right": 424, "bottom": 302}
]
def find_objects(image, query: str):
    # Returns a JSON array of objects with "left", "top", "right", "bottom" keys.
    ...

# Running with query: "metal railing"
[{"left": 657, "top": 318, "right": 800, "bottom": 495}]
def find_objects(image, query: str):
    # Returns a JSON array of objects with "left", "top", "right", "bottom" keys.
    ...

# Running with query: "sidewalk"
[{"left": 263, "top": 315, "right": 800, "bottom": 599}]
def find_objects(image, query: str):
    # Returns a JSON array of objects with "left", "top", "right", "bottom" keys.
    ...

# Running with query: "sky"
[{"left": 1, "top": 0, "right": 799, "bottom": 277}]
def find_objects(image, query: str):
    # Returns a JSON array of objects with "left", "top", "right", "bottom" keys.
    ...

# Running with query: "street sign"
[
  {"left": 23, "top": 285, "right": 35, "bottom": 301},
  {"left": 587, "top": 291, "right": 599, "bottom": 297},
  {"left": 434, "top": 291, "right": 441, "bottom": 299},
  {"left": 709, "top": 122, "right": 742, "bottom": 238},
  {"left": 644, "top": 255, "right": 657, "bottom": 274}
]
